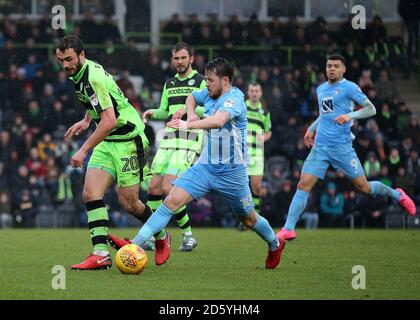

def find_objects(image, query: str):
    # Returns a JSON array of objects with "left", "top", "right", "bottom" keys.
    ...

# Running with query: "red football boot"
[
  {"left": 107, "top": 234, "right": 131, "bottom": 250},
  {"left": 278, "top": 227, "right": 297, "bottom": 241},
  {"left": 71, "top": 253, "right": 112, "bottom": 270},
  {"left": 396, "top": 188, "right": 416, "bottom": 216},
  {"left": 155, "top": 232, "right": 171, "bottom": 266},
  {"left": 265, "top": 235, "right": 286, "bottom": 269}
]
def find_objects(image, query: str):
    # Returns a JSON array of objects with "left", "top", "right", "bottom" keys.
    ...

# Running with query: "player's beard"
[
  {"left": 209, "top": 86, "right": 223, "bottom": 99},
  {"left": 66, "top": 56, "right": 83, "bottom": 76},
  {"left": 327, "top": 74, "right": 340, "bottom": 83},
  {"left": 175, "top": 63, "right": 190, "bottom": 76}
]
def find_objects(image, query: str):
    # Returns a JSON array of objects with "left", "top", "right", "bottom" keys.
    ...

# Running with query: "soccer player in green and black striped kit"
[
  {"left": 56, "top": 36, "right": 169, "bottom": 269},
  {"left": 245, "top": 83, "right": 272, "bottom": 218},
  {"left": 142, "top": 42, "right": 205, "bottom": 251}
]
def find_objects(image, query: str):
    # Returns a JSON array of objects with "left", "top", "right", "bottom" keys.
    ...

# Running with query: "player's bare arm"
[
  {"left": 142, "top": 109, "right": 155, "bottom": 123},
  {"left": 168, "top": 110, "right": 230, "bottom": 130},
  {"left": 304, "top": 116, "right": 319, "bottom": 148},
  {"left": 264, "top": 131, "right": 272, "bottom": 141},
  {"left": 185, "top": 93, "right": 200, "bottom": 122},
  {"left": 65, "top": 112, "right": 91, "bottom": 139},
  {"left": 70, "top": 107, "right": 116, "bottom": 167}
]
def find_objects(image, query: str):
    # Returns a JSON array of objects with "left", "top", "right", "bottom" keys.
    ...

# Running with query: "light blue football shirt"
[
  {"left": 315, "top": 78, "right": 368, "bottom": 147},
  {"left": 192, "top": 87, "right": 249, "bottom": 172}
]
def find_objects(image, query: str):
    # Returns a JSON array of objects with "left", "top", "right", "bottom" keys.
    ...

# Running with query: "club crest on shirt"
[
  {"left": 321, "top": 97, "right": 334, "bottom": 113},
  {"left": 188, "top": 79, "right": 195, "bottom": 86},
  {"left": 90, "top": 94, "right": 99, "bottom": 107},
  {"left": 224, "top": 99, "right": 234, "bottom": 108}
]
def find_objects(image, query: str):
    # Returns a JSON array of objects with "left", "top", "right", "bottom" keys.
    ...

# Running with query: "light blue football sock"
[
  {"left": 369, "top": 181, "right": 401, "bottom": 201},
  {"left": 132, "top": 204, "right": 173, "bottom": 246},
  {"left": 251, "top": 214, "right": 279, "bottom": 251},
  {"left": 284, "top": 189, "right": 309, "bottom": 231}
]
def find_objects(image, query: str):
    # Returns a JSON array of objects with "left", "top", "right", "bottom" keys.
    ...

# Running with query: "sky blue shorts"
[
  {"left": 173, "top": 163, "right": 254, "bottom": 217},
  {"left": 302, "top": 144, "right": 364, "bottom": 180}
]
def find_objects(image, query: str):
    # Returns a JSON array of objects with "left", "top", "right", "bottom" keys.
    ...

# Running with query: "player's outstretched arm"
[
  {"left": 65, "top": 112, "right": 91, "bottom": 139},
  {"left": 167, "top": 111, "right": 230, "bottom": 130},
  {"left": 185, "top": 93, "right": 200, "bottom": 122}
]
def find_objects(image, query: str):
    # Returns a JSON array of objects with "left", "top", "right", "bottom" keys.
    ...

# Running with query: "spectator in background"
[
  {"left": 398, "top": 0, "right": 420, "bottom": 58},
  {"left": 187, "top": 14, "right": 202, "bottom": 45},
  {"left": 406, "top": 149, "right": 420, "bottom": 201},
  {"left": 21, "top": 54, "right": 41, "bottom": 81},
  {"left": 364, "top": 151, "right": 381, "bottom": 179},
  {"left": 358, "top": 69, "right": 374, "bottom": 92},
  {"left": 0, "top": 130, "right": 13, "bottom": 164},
  {"left": 15, "top": 189, "right": 38, "bottom": 228},
  {"left": 97, "top": 39, "right": 124, "bottom": 71},
  {"left": 395, "top": 102, "right": 411, "bottom": 136},
  {"left": 394, "top": 166, "right": 414, "bottom": 196},
  {"left": 374, "top": 70, "right": 401, "bottom": 104},
  {"left": 163, "top": 13, "right": 183, "bottom": 36},
  {"left": 373, "top": 133, "right": 388, "bottom": 163},
  {"left": 37, "top": 133, "right": 56, "bottom": 161},
  {"left": 399, "top": 136, "right": 413, "bottom": 161},
  {"left": 0, "top": 161, "right": 9, "bottom": 191},
  {"left": 116, "top": 69, "right": 134, "bottom": 94},
  {"left": 25, "top": 99, "right": 45, "bottom": 135},
  {"left": 100, "top": 14, "right": 122, "bottom": 44},
  {"left": 79, "top": 11, "right": 100, "bottom": 44},
  {"left": 406, "top": 149, "right": 420, "bottom": 179},
  {"left": 46, "top": 100, "right": 67, "bottom": 133},
  {"left": 402, "top": 113, "right": 420, "bottom": 147},
  {"left": 387, "top": 147, "right": 402, "bottom": 177},
  {"left": 275, "top": 180, "right": 294, "bottom": 227},
  {"left": 367, "top": 15, "right": 387, "bottom": 43},
  {"left": 375, "top": 103, "right": 397, "bottom": 140},
  {"left": 0, "top": 191, "right": 13, "bottom": 228},
  {"left": 320, "top": 182, "right": 345, "bottom": 228},
  {"left": 379, "top": 164, "right": 393, "bottom": 187},
  {"left": 26, "top": 147, "right": 46, "bottom": 179}
]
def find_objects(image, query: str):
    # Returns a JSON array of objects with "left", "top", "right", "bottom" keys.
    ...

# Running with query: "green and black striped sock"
[
  {"left": 146, "top": 194, "right": 166, "bottom": 240},
  {"left": 175, "top": 206, "right": 192, "bottom": 237},
  {"left": 86, "top": 200, "right": 109, "bottom": 252}
]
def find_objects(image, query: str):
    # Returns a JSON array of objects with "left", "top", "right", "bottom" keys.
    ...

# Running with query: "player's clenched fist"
[
  {"left": 70, "top": 148, "right": 88, "bottom": 168},
  {"left": 304, "top": 130, "right": 315, "bottom": 148}
]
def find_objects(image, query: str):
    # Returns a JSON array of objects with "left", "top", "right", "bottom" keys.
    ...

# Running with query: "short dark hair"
[
  {"left": 327, "top": 53, "right": 346, "bottom": 65},
  {"left": 172, "top": 42, "right": 194, "bottom": 56},
  {"left": 204, "top": 58, "right": 234, "bottom": 82},
  {"left": 248, "top": 82, "right": 261, "bottom": 89},
  {"left": 56, "top": 35, "right": 85, "bottom": 55}
]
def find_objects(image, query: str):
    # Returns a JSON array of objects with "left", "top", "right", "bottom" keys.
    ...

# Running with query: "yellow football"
[{"left": 115, "top": 244, "right": 148, "bottom": 274}]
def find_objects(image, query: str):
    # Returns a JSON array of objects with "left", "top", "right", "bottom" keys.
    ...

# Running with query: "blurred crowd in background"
[{"left": 0, "top": 11, "right": 419, "bottom": 230}]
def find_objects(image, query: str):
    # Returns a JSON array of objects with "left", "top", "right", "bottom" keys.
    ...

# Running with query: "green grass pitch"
[{"left": 0, "top": 228, "right": 419, "bottom": 300}]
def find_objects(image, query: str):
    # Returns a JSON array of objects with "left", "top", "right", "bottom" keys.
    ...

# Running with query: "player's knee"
[
  {"left": 240, "top": 211, "right": 257, "bottom": 228},
  {"left": 82, "top": 188, "right": 98, "bottom": 203},
  {"left": 148, "top": 183, "right": 161, "bottom": 195},
  {"left": 356, "top": 183, "right": 371, "bottom": 194},
  {"left": 163, "top": 193, "right": 182, "bottom": 211},
  {"left": 297, "top": 180, "right": 312, "bottom": 192},
  {"left": 118, "top": 194, "right": 139, "bottom": 214}
]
